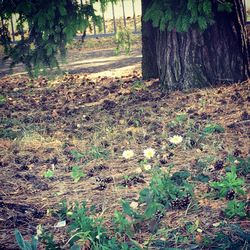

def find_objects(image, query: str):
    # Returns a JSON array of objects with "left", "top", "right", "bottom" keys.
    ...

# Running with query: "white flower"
[
  {"left": 122, "top": 149, "right": 134, "bottom": 159},
  {"left": 143, "top": 148, "right": 156, "bottom": 159},
  {"left": 213, "top": 222, "right": 221, "bottom": 227},
  {"left": 234, "top": 160, "right": 240, "bottom": 164},
  {"left": 144, "top": 164, "right": 152, "bottom": 171},
  {"left": 169, "top": 135, "right": 183, "bottom": 144},
  {"left": 130, "top": 201, "right": 139, "bottom": 209}
]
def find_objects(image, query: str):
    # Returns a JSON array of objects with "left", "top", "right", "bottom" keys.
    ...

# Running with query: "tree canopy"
[
  {"left": 0, "top": 0, "right": 115, "bottom": 76},
  {"left": 144, "top": 0, "right": 233, "bottom": 32}
]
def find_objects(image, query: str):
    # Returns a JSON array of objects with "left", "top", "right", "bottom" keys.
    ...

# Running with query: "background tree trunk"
[
  {"left": 141, "top": 0, "right": 158, "bottom": 80},
  {"left": 154, "top": 0, "right": 249, "bottom": 91}
]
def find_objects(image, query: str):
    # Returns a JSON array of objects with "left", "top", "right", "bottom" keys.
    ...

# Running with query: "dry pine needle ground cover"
[{"left": 0, "top": 65, "right": 249, "bottom": 249}]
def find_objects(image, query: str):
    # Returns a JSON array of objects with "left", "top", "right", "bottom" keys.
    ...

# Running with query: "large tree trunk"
[
  {"left": 147, "top": 0, "right": 249, "bottom": 91},
  {"left": 141, "top": 0, "right": 158, "bottom": 79}
]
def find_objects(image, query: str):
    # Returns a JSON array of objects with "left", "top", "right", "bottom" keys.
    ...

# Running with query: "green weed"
[
  {"left": 115, "top": 27, "right": 131, "bottom": 55},
  {"left": 203, "top": 123, "right": 225, "bottom": 134},
  {"left": 0, "top": 94, "right": 7, "bottom": 105},
  {"left": 210, "top": 166, "right": 245, "bottom": 198},
  {"left": 131, "top": 81, "right": 147, "bottom": 92},
  {"left": 168, "top": 113, "right": 188, "bottom": 128},
  {"left": 227, "top": 155, "right": 250, "bottom": 176},
  {"left": 69, "top": 146, "right": 109, "bottom": 162},
  {"left": 14, "top": 229, "right": 38, "bottom": 250},
  {"left": 224, "top": 200, "right": 247, "bottom": 219},
  {"left": 71, "top": 166, "right": 85, "bottom": 182},
  {"left": 43, "top": 169, "right": 54, "bottom": 179},
  {"left": 69, "top": 150, "right": 86, "bottom": 162},
  {"left": 88, "top": 146, "right": 110, "bottom": 160},
  {"left": 139, "top": 168, "right": 193, "bottom": 217}
]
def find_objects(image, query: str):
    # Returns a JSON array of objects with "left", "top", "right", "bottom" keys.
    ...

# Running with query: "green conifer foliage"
[
  {"left": 0, "top": 0, "right": 117, "bottom": 76},
  {"left": 144, "top": 0, "right": 233, "bottom": 32}
]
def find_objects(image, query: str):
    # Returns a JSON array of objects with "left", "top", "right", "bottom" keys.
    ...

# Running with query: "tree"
[
  {"left": 141, "top": 0, "right": 158, "bottom": 79},
  {"left": 1, "top": 0, "right": 249, "bottom": 91},
  {"left": 142, "top": 0, "right": 249, "bottom": 91},
  {"left": 0, "top": 0, "right": 106, "bottom": 76}
]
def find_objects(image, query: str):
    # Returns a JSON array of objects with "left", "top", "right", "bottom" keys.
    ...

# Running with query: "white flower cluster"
[{"left": 122, "top": 148, "right": 156, "bottom": 160}]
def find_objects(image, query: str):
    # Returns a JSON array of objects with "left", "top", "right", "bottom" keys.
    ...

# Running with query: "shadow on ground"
[{"left": 0, "top": 47, "right": 142, "bottom": 77}]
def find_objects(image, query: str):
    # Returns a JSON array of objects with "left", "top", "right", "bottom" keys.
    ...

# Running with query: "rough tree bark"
[
  {"left": 141, "top": 0, "right": 158, "bottom": 79},
  {"left": 142, "top": 0, "right": 250, "bottom": 91}
]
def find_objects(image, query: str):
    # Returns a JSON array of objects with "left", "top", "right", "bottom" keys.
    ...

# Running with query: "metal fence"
[
  {"left": 1, "top": 0, "right": 141, "bottom": 43},
  {"left": 84, "top": 0, "right": 141, "bottom": 38},
  {"left": 243, "top": 0, "right": 249, "bottom": 24}
]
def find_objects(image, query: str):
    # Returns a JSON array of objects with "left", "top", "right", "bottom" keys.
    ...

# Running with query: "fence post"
[
  {"left": 121, "top": 0, "right": 126, "bottom": 27},
  {"left": 10, "top": 15, "right": 15, "bottom": 42},
  {"left": 102, "top": 9, "right": 106, "bottom": 34},
  {"left": 112, "top": 2, "right": 116, "bottom": 33},
  {"left": 243, "top": 0, "right": 248, "bottom": 23},
  {"left": 132, "top": 0, "right": 137, "bottom": 33}
]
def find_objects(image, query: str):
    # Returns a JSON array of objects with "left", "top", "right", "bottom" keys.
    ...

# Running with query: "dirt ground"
[
  {"left": 0, "top": 37, "right": 249, "bottom": 249},
  {"left": 0, "top": 41, "right": 142, "bottom": 79}
]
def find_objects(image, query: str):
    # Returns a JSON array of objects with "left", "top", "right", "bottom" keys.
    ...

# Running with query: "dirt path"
[{"left": 0, "top": 46, "right": 142, "bottom": 78}]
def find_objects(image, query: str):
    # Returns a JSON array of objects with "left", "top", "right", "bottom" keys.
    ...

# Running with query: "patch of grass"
[
  {"left": 17, "top": 132, "right": 63, "bottom": 151},
  {"left": 0, "top": 128, "right": 21, "bottom": 140},
  {"left": 0, "top": 94, "right": 7, "bottom": 105},
  {"left": 69, "top": 146, "right": 110, "bottom": 162}
]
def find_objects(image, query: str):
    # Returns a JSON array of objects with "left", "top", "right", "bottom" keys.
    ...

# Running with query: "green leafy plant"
[
  {"left": 175, "top": 113, "right": 188, "bottom": 123},
  {"left": 88, "top": 146, "right": 110, "bottom": 160},
  {"left": 14, "top": 229, "right": 38, "bottom": 250},
  {"left": 185, "top": 220, "right": 201, "bottom": 234},
  {"left": 131, "top": 81, "right": 147, "bottom": 92},
  {"left": 70, "top": 147, "right": 110, "bottom": 162},
  {"left": 71, "top": 166, "right": 85, "bottom": 182},
  {"left": 192, "top": 173, "right": 210, "bottom": 183},
  {"left": 69, "top": 150, "right": 86, "bottom": 162},
  {"left": 43, "top": 169, "right": 54, "bottom": 179},
  {"left": 113, "top": 200, "right": 144, "bottom": 238},
  {"left": 203, "top": 123, "right": 225, "bottom": 134},
  {"left": 66, "top": 201, "right": 106, "bottom": 248},
  {"left": 115, "top": 27, "right": 131, "bottom": 55},
  {"left": 227, "top": 155, "right": 250, "bottom": 176},
  {"left": 224, "top": 201, "right": 247, "bottom": 219},
  {"left": 39, "top": 228, "right": 60, "bottom": 250},
  {"left": 113, "top": 210, "right": 134, "bottom": 238},
  {"left": 54, "top": 199, "right": 68, "bottom": 220},
  {"left": 210, "top": 166, "right": 245, "bottom": 198},
  {"left": 168, "top": 113, "right": 188, "bottom": 128},
  {"left": 139, "top": 168, "right": 193, "bottom": 218},
  {"left": 0, "top": 94, "right": 7, "bottom": 105},
  {"left": 170, "top": 170, "right": 191, "bottom": 185},
  {"left": 64, "top": 200, "right": 141, "bottom": 249}
]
